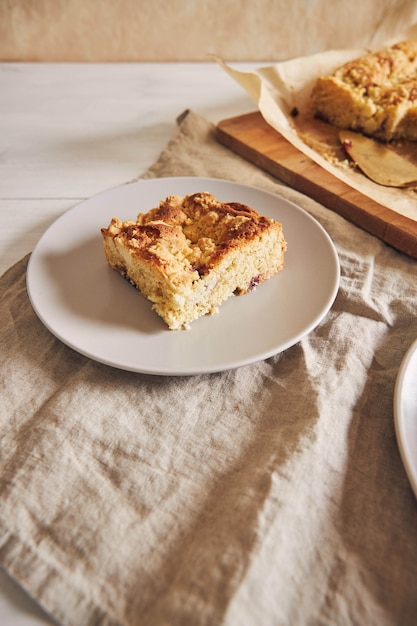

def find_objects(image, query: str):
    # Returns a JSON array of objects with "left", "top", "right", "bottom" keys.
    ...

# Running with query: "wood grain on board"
[{"left": 216, "top": 111, "right": 417, "bottom": 260}]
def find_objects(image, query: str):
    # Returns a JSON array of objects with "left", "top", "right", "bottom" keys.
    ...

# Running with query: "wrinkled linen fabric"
[{"left": 0, "top": 111, "right": 417, "bottom": 626}]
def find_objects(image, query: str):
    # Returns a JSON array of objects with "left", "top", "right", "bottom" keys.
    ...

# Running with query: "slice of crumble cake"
[{"left": 101, "top": 191, "right": 286, "bottom": 330}]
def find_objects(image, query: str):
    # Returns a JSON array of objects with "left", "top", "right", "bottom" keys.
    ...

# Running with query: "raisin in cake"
[
  {"left": 101, "top": 192, "right": 286, "bottom": 330},
  {"left": 311, "top": 40, "right": 417, "bottom": 142}
]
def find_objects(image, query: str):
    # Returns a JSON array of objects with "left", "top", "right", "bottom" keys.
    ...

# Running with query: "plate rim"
[
  {"left": 27, "top": 176, "right": 340, "bottom": 376},
  {"left": 394, "top": 337, "right": 417, "bottom": 498}
]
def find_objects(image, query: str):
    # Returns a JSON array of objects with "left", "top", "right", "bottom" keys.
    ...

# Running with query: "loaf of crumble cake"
[
  {"left": 101, "top": 192, "right": 286, "bottom": 330},
  {"left": 311, "top": 40, "right": 417, "bottom": 141}
]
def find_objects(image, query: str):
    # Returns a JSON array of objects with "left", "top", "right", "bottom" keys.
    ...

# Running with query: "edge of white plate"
[{"left": 393, "top": 337, "right": 417, "bottom": 498}]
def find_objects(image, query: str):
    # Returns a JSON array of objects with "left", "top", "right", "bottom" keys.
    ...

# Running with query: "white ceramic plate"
[
  {"left": 394, "top": 338, "right": 417, "bottom": 498},
  {"left": 27, "top": 177, "right": 339, "bottom": 375}
]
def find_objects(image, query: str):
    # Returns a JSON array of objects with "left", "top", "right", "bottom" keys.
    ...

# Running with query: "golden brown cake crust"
[
  {"left": 102, "top": 192, "right": 279, "bottom": 279},
  {"left": 101, "top": 192, "right": 286, "bottom": 329},
  {"left": 310, "top": 40, "right": 417, "bottom": 141}
]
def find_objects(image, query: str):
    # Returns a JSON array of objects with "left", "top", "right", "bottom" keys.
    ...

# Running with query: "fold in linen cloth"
[{"left": 1, "top": 110, "right": 417, "bottom": 626}]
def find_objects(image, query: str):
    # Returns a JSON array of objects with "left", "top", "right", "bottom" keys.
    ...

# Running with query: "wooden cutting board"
[{"left": 216, "top": 111, "right": 417, "bottom": 260}]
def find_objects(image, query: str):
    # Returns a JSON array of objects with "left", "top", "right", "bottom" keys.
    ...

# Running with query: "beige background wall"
[{"left": 1, "top": 0, "right": 417, "bottom": 62}]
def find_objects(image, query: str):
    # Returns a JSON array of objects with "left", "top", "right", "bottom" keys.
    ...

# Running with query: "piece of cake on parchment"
[
  {"left": 311, "top": 40, "right": 417, "bottom": 142},
  {"left": 101, "top": 191, "right": 286, "bottom": 330}
]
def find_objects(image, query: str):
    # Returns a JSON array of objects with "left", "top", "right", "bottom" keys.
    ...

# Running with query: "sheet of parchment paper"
[{"left": 216, "top": 23, "right": 417, "bottom": 222}]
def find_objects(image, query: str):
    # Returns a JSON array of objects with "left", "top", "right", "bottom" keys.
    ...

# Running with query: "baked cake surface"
[
  {"left": 101, "top": 192, "right": 286, "bottom": 329},
  {"left": 310, "top": 40, "right": 417, "bottom": 141}
]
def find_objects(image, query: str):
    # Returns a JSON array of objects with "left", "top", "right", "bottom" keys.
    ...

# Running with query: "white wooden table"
[{"left": 0, "top": 61, "right": 255, "bottom": 625}]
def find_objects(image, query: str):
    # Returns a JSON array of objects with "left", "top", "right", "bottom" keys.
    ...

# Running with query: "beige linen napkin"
[{"left": 1, "top": 111, "right": 417, "bottom": 626}]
